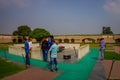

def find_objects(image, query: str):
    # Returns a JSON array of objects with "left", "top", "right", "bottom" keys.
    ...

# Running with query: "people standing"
[
  {"left": 48, "top": 35, "right": 55, "bottom": 65},
  {"left": 100, "top": 38, "right": 106, "bottom": 60},
  {"left": 28, "top": 38, "right": 32, "bottom": 58},
  {"left": 41, "top": 38, "right": 49, "bottom": 62},
  {"left": 49, "top": 40, "right": 59, "bottom": 72},
  {"left": 22, "top": 38, "right": 30, "bottom": 68}
]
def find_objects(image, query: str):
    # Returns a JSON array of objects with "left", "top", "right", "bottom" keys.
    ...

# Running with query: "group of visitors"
[
  {"left": 22, "top": 35, "right": 59, "bottom": 72},
  {"left": 22, "top": 35, "right": 105, "bottom": 72},
  {"left": 41, "top": 35, "right": 59, "bottom": 72}
]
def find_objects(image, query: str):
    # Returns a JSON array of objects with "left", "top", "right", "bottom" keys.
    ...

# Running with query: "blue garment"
[
  {"left": 42, "top": 49, "right": 48, "bottom": 61},
  {"left": 48, "top": 39, "right": 52, "bottom": 49},
  {"left": 41, "top": 40, "right": 49, "bottom": 61},
  {"left": 24, "top": 41, "right": 30, "bottom": 65},
  {"left": 51, "top": 58, "right": 58, "bottom": 70},
  {"left": 26, "top": 53, "right": 30, "bottom": 65},
  {"left": 24, "top": 42, "right": 29, "bottom": 54}
]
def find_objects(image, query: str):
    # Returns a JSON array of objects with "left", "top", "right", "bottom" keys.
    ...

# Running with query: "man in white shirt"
[{"left": 28, "top": 38, "right": 32, "bottom": 58}]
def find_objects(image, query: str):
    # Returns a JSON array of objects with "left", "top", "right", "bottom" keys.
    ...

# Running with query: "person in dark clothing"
[{"left": 41, "top": 38, "right": 49, "bottom": 62}]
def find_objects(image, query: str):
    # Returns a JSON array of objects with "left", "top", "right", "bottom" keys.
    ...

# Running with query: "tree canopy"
[
  {"left": 29, "top": 28, "right": 50, "bottom": 41},
  {"left": 12, "top": 30, "right": 18, "bottom": 36},
  {"left": 18, "top": 25, "right": 31, "bottom": 36},
  {"left": 102, "top": 26, "right": 113, "bottom": 35},
  {"left": 12, "top": 25, "right": 31, "bottom": 37}
]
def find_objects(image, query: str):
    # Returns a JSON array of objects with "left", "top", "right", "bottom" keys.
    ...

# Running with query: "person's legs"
[
  {"left": 50, "top": 58, "right": 54, "bottom": 71},
  {"left": 25, "top": 53, "right": 30, "bottom": 68},
  {"left": 100, "top": 48, "right": 105, "bottom": 60},
  {"left": 54, "top": 58, "right": 58, "bottom": 71},
  {"left": 42, "top": 50, "right": 46, "bottom": 61},
  {"left": 29, "top": 49, "right": 32, "bottom": 58},
  {"left": 49, "top": 51, "right": 52, "bottom": 64},
  {"left": 44, "top": 50, "right": 48, "bottom": 61}
]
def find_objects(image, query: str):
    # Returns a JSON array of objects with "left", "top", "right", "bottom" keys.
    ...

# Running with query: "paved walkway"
[
  {"left": 102, "top": 60, "right": 120, "bottom": 79},
  {"left": 89, "top": 60, "right": 120, "bottom": 80},
  {"left": 2, "top": 67, "right": 61, "bottom": 80},
  {"left": 89, "top": 60, "right": 106, "bottom": 80}
]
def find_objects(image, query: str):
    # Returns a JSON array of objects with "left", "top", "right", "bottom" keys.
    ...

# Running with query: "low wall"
[
  {"left": 114, "top": 46, "right": 120, "bottom": 54},
  {"left": 9, "top": 43, "right": 89, "bottom": 62},
  {"left": 9, "top": 44, "right": 43, "bottom": 60},
  {"left": 78, "top": 44, "right": 89, "bottom": 60}
]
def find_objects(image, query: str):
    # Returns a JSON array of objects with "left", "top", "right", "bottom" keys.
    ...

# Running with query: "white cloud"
[
  {"left": 103, "top": 0, "right": 120, "bottom": 15},
  {"left": 0, "top": 0, "right": 31, "bottom": 8}
]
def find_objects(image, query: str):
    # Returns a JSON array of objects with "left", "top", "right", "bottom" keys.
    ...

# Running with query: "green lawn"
[
  {"left": 0, "top": 58, "right": 26, "bottom": 79},
  {"left": 105, "top": 51, "right": 120, "bottom": 60},
  {"left": 80, "top": 43, "right": 116, "bottom": 50},
  {"left": 0, "top": 43, "right": 13, "bottom": 50}
]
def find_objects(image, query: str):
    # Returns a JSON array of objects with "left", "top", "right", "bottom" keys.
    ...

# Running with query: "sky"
[{"left": 0, "top": 0, "right": 120, "bottom": 35}]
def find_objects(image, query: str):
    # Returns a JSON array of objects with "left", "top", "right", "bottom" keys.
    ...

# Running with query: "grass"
[
  {"left": 0, "top": 43, "right": 26, "bottom": 79},
  {"left": 0, "top": 58, "right": 26, "bottom": 79},
  {"left": 80, "top": 43, "right": 120, "bottom": 60},
  {"left": 80, "top": 43, "right": 116, "bottom": 50},
  {"left": 105, "top": 51, "right": 120, "bottom": 60},
  {"left": 0, "top": 43, "right": 13, "bottom": 50},
  {"left": 0, "top": 44, "right": 8, "bottom": 50}
]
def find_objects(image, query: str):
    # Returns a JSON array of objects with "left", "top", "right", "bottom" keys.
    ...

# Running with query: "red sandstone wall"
[{"left": 114, "top": 46, "right": 120, "bottom": 54}]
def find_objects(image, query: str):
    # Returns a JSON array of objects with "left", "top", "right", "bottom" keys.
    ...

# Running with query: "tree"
[
  {"left": 12, "top": 25, "right": 31, "bottom": 43},
  {"left": 12, "top": 25, "right": 31, "bottom": 37},
  {"left": 102, "top": 26, "right": 113, "bottom": 35},
  {"left": 29, "top": 28, "right": 50, "bottom": 42},
  {"left": 17, "top": 25, "right": 31, "bottom": 37},
  {"left": 12, "top": 30, "right": 18, "bottom": 36}
]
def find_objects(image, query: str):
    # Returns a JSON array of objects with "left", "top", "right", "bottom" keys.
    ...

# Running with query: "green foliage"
[
  {"left": 12, "top": 25, "right": 31, "bottom": 37},
  {"left": 102, "top": 26, "right": 113, "bottom": 35},
  {"left": 29, "top": 28, "right": 50, "bottom": 41},
  {"left": 0, "top": 44, "right": 10, "bottom": 50},
  {"left": 105, "top": 51, "right": 120, "bottom": 60},
  {"left": 18, "top": 25, "right": 31, "bottom": 36},
  {"left": 12, "top": 30, "right": 18, "bottom": 36},
  {"left": 0, "top": 58, "right": 25, "bottom": 79}
]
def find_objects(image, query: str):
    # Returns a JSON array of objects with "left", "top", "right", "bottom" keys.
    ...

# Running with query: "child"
[{"left": 49, "top": 40, "right": 59, "bottom": 72}]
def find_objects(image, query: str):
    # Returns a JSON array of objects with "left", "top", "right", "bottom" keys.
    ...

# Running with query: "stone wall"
[
  {"left": 1, "top": 34, "right": 120, "bottom": 43},
  {"left": 9, "top": 43, "right": 43, "bottom": 60},
  {"left": 77, "top": 44, "right": 89, "bottom": 60},
  {"left": 114, "top": 46, "right": 120, "bottom": 54},
  {"left": 0, "top": 35, "right": 13, "bottom": 43}
]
